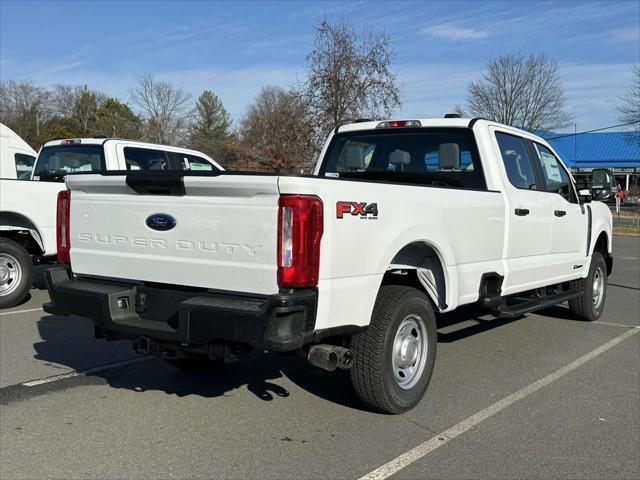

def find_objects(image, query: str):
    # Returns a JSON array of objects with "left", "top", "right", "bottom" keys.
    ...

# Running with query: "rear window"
[
  {"left": 320, "top": 128, "right": 486, "bottom": 190},
  {"left": 33, "top": 145, "right": 105, "bottom": 182}
]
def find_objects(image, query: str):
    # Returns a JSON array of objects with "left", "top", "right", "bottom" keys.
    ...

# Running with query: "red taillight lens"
[
  {"left": 56, "top": 190, "right": 71, "bottom": 264},
  {"left": 277, "top": 195, "right": 323, "bottom": 288},
  {"left": 376, "top": 120, "right": 422, "bottom": 128}
]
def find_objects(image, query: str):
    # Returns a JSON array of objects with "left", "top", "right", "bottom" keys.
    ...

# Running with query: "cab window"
[
  {"left": 123, "top": 147, "right": 168, "bottom": 170},
  {"left": 15, "top": 153, "right": 36, "bottom": 180},
  {"left": 495, "top": 132, "right": 537, "bottom": 190},
  {"left": 172, "top": 153, "right": 215, "bottom": 171},
  {"left": 533, "top": 143, "right": 575, "bottom": 202}
]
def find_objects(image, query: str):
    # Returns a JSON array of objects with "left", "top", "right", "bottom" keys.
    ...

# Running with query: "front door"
[{"left": 530, "top": 142, "right": 588, "bottom": 282}]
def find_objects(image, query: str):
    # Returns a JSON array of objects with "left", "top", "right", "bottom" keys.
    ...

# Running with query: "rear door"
[
  {"left": 530, "top": 142, "right": 587, "bottom": 281},
  {"left": 493, "top": 130, "right": 554, "bottom": 294}
]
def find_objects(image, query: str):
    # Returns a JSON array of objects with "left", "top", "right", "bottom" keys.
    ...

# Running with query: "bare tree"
[
  {"left": 302, "top": 18, "right": 400, "bottom": 141},
  {"left": 0, "top": 80, "right": 50, "bottom": 146},
  {"left": 452, "top": 103, "right": 467, "bottom": 117},
  {"left": 239, "top": 86, "right": 315, "bottom": 173},
  {"left": 618, "top": 64, "right": 640, "bottom": 144},
  {"left": 465, "top": 54, "right": 571, "bottom": 131},
  {"left": 131, "top": 75, "right": 192, "bottom": 144},
  {"left": 49, "top": 84, "right": 84, "bottom": 118}
]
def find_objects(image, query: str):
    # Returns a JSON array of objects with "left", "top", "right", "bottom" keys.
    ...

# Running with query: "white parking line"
[
  {"left": 359, "top": 326, "right": 640, "bottom": 480},
  {"left": 1, "top": 307, "right": 43, "bottom": 317},
  {"left": 21, "top": 357, "right": 153, "bottom": 387},
  {"left": 594, "top": 321, "right": 640, "bottom": 328}
]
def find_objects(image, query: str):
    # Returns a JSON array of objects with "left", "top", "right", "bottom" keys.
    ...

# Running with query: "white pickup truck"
[
  {"left": 0, "top": 135, "right": 222, "bottom": 308},
  {"left": 43, "top": 118, "right": 612, "bottom": 413}
]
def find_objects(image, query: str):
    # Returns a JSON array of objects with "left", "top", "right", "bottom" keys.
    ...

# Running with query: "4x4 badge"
[{"left": 336, "top": 202, "right": 378, "bottom": 219}]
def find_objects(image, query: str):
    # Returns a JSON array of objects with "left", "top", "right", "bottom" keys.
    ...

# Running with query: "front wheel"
[
  {"left": 0, "top": 238, "right": 33, "bottom": 309},
  {"left": 350, "top": 285, "right": 437, "bottom": 414},
  {"left": 569, "top": 251, "right": 608, "bottom": 321}
]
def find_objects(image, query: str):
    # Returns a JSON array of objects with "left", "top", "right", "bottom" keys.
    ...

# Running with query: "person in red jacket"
[{"left": 615, "top": 184, "right": 625, "bottom": 214}]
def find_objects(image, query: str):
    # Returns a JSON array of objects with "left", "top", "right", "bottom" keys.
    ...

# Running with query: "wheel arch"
[
  {"left": 592, "top": 230, "right": 613, "bottom": 275},
  {"left": 0, "top": 211, "right": 45, "bottom": 255},
  {"left": 381, "top": 240, "right": 451, "bottom": 311}
]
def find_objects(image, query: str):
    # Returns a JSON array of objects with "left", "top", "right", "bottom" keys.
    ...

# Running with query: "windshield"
[
  {"left": 320, "top": 128, "right": 486, "bottom": 190},
  {"left": 33, "top": 145, "right": 105, "bottom": 182}
]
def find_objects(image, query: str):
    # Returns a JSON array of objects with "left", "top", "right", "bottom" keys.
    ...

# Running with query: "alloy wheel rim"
[{"left": 392, "top": 314, "right": 428, "bottom": 389}]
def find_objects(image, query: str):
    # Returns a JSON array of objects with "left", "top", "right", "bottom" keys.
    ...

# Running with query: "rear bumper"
[{"left": 43, "top": 267, "right": 318, "bottom": 352}]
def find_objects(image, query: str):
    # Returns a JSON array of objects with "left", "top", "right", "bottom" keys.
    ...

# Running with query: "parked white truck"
[
  {"left": 0, "top": 134, "right": 222, "bottom": 308},
  {"left": 43, "top": 118, "right": 612, "bottom": 413}
]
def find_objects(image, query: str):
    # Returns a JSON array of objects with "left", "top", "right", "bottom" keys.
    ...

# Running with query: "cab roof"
[
  {"left": 43, "top": 137, "right": 153, "bottom": 148},
  {"left": 335, "top": 117, "right": 535, "bottom": 138}
]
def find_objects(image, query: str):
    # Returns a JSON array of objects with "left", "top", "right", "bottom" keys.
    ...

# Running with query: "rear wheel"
[
  {"left": 350, "top": 285, "right": 437, "bottom": 414},
  {"left": 569, "top": 251, "right": 607, "bottom": 321},
  {"left": 0, "top": 238, "right": 33, "bottom": 309}
]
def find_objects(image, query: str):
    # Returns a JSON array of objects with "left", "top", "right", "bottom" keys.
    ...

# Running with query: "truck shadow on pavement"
[
  {"left": 32, "top": 304, "right": 578, "bottom": 411},
  {"left": 33, "top": 314, "right": 363, "bottom": 410},
  {"left": 435, "top": 302, "right": 587, "bottom": 343}
]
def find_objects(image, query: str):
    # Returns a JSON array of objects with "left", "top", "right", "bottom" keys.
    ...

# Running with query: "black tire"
[
  {"left": 0, "top": 238, "right": 33, "bottom": 309},
  {"left": 569, "top": 251, "right": 607, "bottom": 321},
  {"left": 350, "top": 285, "right": 437, "bottom": 414}
]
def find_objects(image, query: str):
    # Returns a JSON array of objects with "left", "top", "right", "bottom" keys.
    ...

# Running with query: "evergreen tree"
[{"left": 189, "top": 90, "right": 232, "bottom": 163}]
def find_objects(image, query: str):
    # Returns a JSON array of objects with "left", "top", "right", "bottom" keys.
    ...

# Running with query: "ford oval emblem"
[{"left": 146, "top": 213, "right": 176, "bottom": 231}]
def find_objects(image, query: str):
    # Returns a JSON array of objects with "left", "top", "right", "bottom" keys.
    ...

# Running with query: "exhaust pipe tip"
[{"left": 306, "top": 345, "right": 353, "bottom": 372}]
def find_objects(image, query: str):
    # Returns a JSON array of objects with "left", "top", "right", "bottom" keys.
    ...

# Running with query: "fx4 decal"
[{"left": 336, "top": 201, "right": 378, "bottom": 219}]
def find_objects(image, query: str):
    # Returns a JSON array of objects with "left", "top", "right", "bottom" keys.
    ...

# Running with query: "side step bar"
[{"left": 492, "top": 290, "right": 582, "bottom": 319}]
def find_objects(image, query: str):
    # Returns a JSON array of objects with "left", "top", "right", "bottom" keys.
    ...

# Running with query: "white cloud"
[
  {"left": 420, "top": 23, "right": 490, "bottom": 41},
  {"left": 610, "top": 25, "right": 640, "bottom": 42}
]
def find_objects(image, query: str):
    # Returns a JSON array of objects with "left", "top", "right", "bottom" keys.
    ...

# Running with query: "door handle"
[
  {"left": 514, "top": 208, "right": 530, "bottom": 216},
  {"left": 554, "top": 210, "right": 567, "bottom": 217}
]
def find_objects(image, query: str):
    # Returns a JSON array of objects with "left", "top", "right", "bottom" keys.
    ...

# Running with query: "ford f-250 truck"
[
  {"left": 1, "top": 135, "right": 222, "bottom": 308},
  {"left": 43, "top": 118, "right": 613, "bottom": 413}
]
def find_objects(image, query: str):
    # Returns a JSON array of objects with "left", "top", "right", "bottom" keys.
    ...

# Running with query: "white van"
[{"left": 0, "top": 124, "right": 37, "bottom": 180}]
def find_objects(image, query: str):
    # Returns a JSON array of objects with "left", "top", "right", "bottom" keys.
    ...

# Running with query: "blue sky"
[{"left": 1, "top": 0, "right": 638, "bottom": 131}]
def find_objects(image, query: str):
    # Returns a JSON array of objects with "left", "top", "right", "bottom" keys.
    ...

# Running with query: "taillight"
[
  {"left": 277, "top": 195, "right": 323, "bottom": 288},
  {"left": 56, "top": 190, "right": 71, "bottom": 264}
]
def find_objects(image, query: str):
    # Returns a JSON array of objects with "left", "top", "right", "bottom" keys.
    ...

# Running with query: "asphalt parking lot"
[{"left": 1, "top": 237, "right": 638, "bottom": 480}]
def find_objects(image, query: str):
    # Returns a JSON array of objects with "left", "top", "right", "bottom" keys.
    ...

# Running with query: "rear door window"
[
  {"left": 171, "top": 152, "right": 216, "bottom": 171},
  {"left": 495, "top": 132, "right": 537, "bottom": 190}
]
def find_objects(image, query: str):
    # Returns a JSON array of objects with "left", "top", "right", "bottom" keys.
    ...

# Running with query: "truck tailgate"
[{"left": 66, "top": 174, "right": 280, "bottom": 295}]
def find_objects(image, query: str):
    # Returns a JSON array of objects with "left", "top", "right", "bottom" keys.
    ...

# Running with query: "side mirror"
[{"left": 578, "top": 189, "right": 592, "bottom": 203}]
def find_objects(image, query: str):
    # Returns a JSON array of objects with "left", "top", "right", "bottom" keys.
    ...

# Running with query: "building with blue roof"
[
  {"left": 543, "top": 131, "right": 639, "bottom": 193},
  {"left": 545, "top": 132, "right": 639, "bottom": 172}
]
